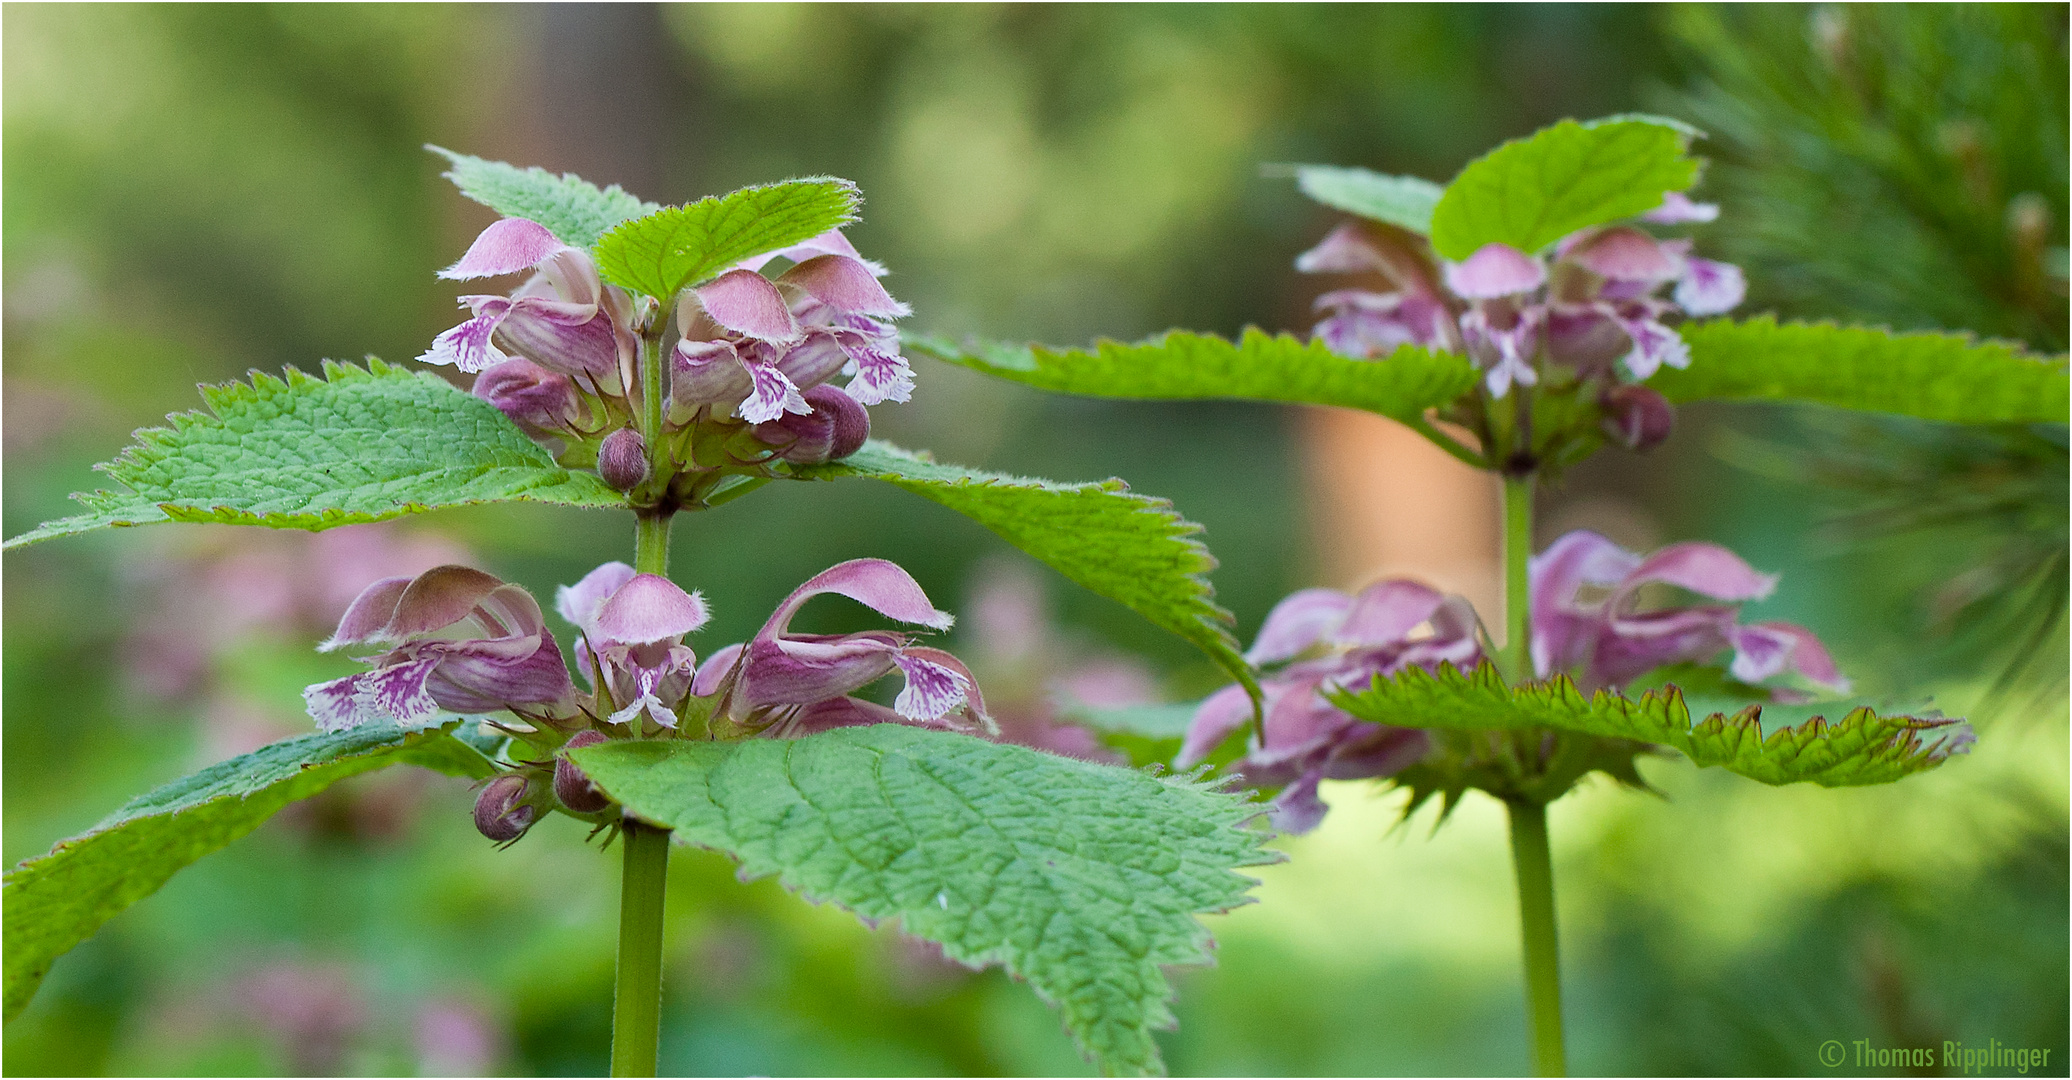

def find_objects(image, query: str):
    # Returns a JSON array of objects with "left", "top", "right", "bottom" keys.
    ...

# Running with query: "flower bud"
[
  {"left": 752, "top": 385, "right": 869, "bottom": 464},
  {"left": 597, "top": 428, "right": 650, "bottom": 491},
  {"left": 1600, "top": 384, "right": 1675, "bottom": 451},
  {"left": 474, "top": 774, "right": 536, "bottom": 843},
  {"left": 555, "top": 730, "right": 612, "bottom": 813},
  {"left": 473, "top": 356, "right": 580, "bottom": 437}
]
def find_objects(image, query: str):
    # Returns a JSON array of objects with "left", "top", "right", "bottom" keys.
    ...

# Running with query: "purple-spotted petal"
[
  {"left": 891, "top": 651, "right": 970, "bottom": 720},
  {"left": 491, "top": 297, "right": 622, "bottom": 381},
  {"left": 780, "top": 255, "right": 910, "bottom": 319},
  {"left": 419, "top": 306, "right": 510, "bottom": 373},
  {"left": 1640, "top": 191, "right": 1720, "bottom": 224},
  {"left": 1444, "top": 244, "right": 1546, "bottom": 299},
  {"left": 738, "top": 361, "right": 810, "bottom": 424},
  {"left": 439, "top": 218, "right": 564, "bottom": 280},
  {"left": 304, "top": 673, "right": 378, "bottom": 732},
  {"left": 321, "top": 576, "right": 414, "bottom": 652},
  {"left": 1674, "top": 258, "right": 1746, "bottom": 316},
  {"left": 695, "top": 269, "right": 803, "bottom": 344},
  {"left": 359, "top": 654, "right": 442, "bottom": 723},
  {"left": 1615, "top": 315, "right": 1690, "bottom": 379},
  {"left": 844, "top": 343, "right": 915, "bottom": 405},
  {"left": 594, "top": 574, "right": 710, "bottom": 645},
  {"left": 1177, "top": 682, "right": 1254, "bottom": 768},
  {"left": 735, "top": 228, "right": 882, "bottom": 276},
  {"left": 772, "top": 695, "right": 911, "bottom": 736},
  {"left": 424, "top": 636, "right": 576, "bottom": 715},
  {"left": 1337, "top": 580, "right": 1447, "bottom": 648},
  {"left": 1245, "top": 588, "right": 1353, "bottom": 665},
  {"left": 756, "top": 558, "right": 954, "bottom": 643}
]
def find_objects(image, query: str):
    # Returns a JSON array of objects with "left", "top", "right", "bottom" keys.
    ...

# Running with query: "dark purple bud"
[
  {"left": 555, "top": 730, "right": 612, "bottom": 813},
  {"left": 597, "top": 428, "right": 650, "bottom": 491},
  {"left": 751, "top": 384, "right": 869, "bottom": 464},
  {"left": 1600, "top": 384, "right": 1675, "bottom": 451},
  {"left": 473, "top": 356, "right": 580, "bottom": 437},
  {"left": 473, "top": 774, "right": 536, "bottom": 843}
]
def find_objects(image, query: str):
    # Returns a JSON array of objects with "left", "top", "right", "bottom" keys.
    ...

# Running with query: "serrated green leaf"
[
  {"left": 906, "top": 328, "right": 1480, "bottom": 424},
  {"left": 429, "top": 146, "right": 659, "bottom": 248},
  {"left": 4, "top": 360, "right": 624, "bottom": 550},
  {"left": 571, "top": 726, "right": 1270, "bottom": 1075},
  {"left": 1330, "top": 662, "right": 1971, "bottom": 787},
  {"left": 800, "top": 441, "right": 1258, "bottom": 702},
  {"left": 592, "top": 178, "right": 861, "bottom": 299},
  {"left": 1656, "top": 316, "right": 2070, "bottom": 423},
  {"left": 1292, "top": 165, "right": 1444, "bottom": 234},
  {"left": 3, "top": 725, "right": 495, "bottom": 1021},
  {"left": 1429, "top": 115, "right": 1701, "bottom": 260}
]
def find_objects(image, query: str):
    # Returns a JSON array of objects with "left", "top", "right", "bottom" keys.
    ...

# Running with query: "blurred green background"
[{"left": 4, "top": 4, "right": 2065, "bottom": 1075}]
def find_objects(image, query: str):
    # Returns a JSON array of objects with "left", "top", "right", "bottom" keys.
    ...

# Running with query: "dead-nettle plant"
[
  {"left": 916, "top": 114, "right": 2071, "bottom": 1077},
  {"left": 1, "top": 153, "right": 1279, "bottom": 1077}
]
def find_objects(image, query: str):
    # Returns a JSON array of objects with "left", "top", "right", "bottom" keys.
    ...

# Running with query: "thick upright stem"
[
  {"left": 1506, "top": 798, "right": 1566, "bottom": 1076},
  {"left": 611, "top": 510, "right": 673, "bottom": 1076},
  {"left": 610, "top": 820, "right": 670, "bottom": 1077},
  {"left": 1500, "top": 473, "right": 1535, "bottom": 683},
  {"left": 638, "top": 323, "right": 668, "bottom": 480}
]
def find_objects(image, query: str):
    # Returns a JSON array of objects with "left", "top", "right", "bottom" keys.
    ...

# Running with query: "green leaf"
[
  {"left": 4, "top": 360, "right": 624, "bottom": 550},
  {"left": 1291, "top": 165, "right": 1444, "bottom": 234},
  {"left": 3, "top": 725, "right": 495, "bottom": 1022},
  {"left": 592, "top": 178, "right": 861, "bottom": 299},
  {"left": 906, "top": 328, "right": 1480, "bottom": 424},
  {"left": 1429, "top": 115, "right": 1701, "bottom": 260},
  {"left": 800, "top": 441, "right": 1258, "bottom": 701},
  {"left": 429, "top": 146, "right": 659, "bottom": 248},
  {"left": 1656, "top": 316, "right": 2070, "bottom": 424},
  {"left": 571, "top": 726, "right": 1270, "bottom": 1076},
  {"left": 1330, "top": 662, "right": 1971, "bottom": 787}
]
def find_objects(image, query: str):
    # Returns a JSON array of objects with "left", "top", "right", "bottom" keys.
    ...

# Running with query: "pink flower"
[
  {"left": 556, "top": 562, "right": 710, "bottom": 729},
  {"left": 1178, "top": 580, "right": 1483, "bottom": 834},
  {"left": 303, "top": 566, "right": 577, "bottom": 732},
  {"left": 1530, "top": 530, "right": 1849, "bottom": 695},
  {"left": 419, "top": 218, "right": 637, "bottom": 394},
  {"left": 671, "top": 230, "right": 914, "bottom": 426},
  {"left": 695, "top": 559, "right": 991, "bottom": 737}
]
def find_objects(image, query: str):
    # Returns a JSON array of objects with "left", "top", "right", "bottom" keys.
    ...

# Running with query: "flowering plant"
[
  {"left": 920, "top": 114, "right": 2064, "bottom": 1075},
  {"left": 1, "top": 156, "right": 1274, "bottom": 1077}
]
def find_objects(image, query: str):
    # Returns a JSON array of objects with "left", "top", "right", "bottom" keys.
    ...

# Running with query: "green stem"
[
  {"left": 611, "top": 509, "right": 674, "bottom": 1076},
  {"left": 1500, "top": 472, "right": 1535, "bottom": 683},
  {"left": 1506, "top": 798, "right": 1566, "bottom": 1076},
  {"left": 610, "top": 820, "right": 670, "bottom": 1077},
  {"left": 639, "top": 321, "right": 668, "bottom": 479},
  {"left": 633, "top": 512, "right": 672, "bottom": 579},
  {"left": 1405, "top": 415, "right": 1489, "bottom": 471}
]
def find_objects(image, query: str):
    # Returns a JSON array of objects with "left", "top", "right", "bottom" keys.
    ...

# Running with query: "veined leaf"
[
  {"left": 1329, "top": 662, "right": 1971, "bottom": 787},
  {"left": 4, "top": 360, "right": 623, "bottom": 550},
  {"left": 906, "top": 328, "right": 1479, "bottom": 424},
  {"left": 800, "top": 441, "right": 1257, "bottom": 700},
  {"left": 1292, "top": 165, "right": 1444, "bottom": 234},
  {"left": 3, "top": 725, "right": 495, "bottom": 1021},
  {"left": 592, "top": 178, "right": 860, "bottom": 299},
  {"left": 429, "top": 146, "right": 659, "bottom": 249},
  {"left": 1657, "top": 317, "right": 2070, "bottom": 424},
  {"left": 1429, "top": 114, "right": 1701, "bottom": 260},
  {"left": 572, "top": 726, "right": 1270, "bottom": 1076}
]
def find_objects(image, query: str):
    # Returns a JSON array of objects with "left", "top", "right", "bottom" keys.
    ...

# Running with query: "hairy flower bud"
[
  {"left": 555, "top": 730, "right": 612, "bottom": 813},
  {"left": 751, "top": 384, "right": 869, "bottom": 464},
  {"left": 1600, "top": 384, "right": 1675, "bottom": 451},
  {"left": 474, "top": 773, "right": 536, "bottom": 843},
  {"left": 597, "top": 428, "right": 650, "bottom": 491}
]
